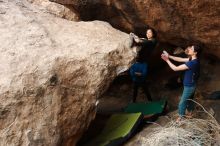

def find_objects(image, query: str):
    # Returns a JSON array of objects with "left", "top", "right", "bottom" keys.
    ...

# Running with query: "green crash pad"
[
  {"left": 124, "top": 100, "right": 167, "bottom": 116},
  {"left": 84, "top": 113, "right": 143, "bottom": 146}
]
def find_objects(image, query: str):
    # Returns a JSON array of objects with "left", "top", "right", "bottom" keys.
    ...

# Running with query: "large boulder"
[
  {"left": 0, "top": 0, "right": 134, "bottom": 145},
  {"left": 27, "top": 0, "right": 79, "bottom": 21},
  {"left": 51, "top": 0, "right": 220, "bottom": 57}
]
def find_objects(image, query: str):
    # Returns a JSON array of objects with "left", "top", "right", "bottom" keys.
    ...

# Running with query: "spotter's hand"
[{"left": 161, "top": 54, "right": 169, "bottom": 61}]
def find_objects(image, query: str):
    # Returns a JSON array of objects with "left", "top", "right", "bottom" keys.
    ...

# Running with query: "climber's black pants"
[{"left": 132, "top": 82, "right": 152, "bottom": 102}]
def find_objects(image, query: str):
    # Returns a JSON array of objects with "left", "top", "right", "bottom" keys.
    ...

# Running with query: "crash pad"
[
  {"left": 83, "top": 113, "right": 143, "bottom": 146},
  {"left": 124, "top": 100, "right": 167, "bottom": 116}
]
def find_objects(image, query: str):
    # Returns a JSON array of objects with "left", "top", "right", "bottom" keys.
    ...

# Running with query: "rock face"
[
  {"left": 51, "top": 0, "right": 220, "bottom": 57},
  {"left": 27, "top": 0, "right": 79, "bottom": 21},
  {"left": 0, "top": 0, "right": 134, "bottom": 145}
]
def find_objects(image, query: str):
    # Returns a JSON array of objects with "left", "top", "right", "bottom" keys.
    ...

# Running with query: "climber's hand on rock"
[
  {"left": 130, "top": 33, "right": 140, "bottom": 41},
  {"left": 130, "top": 33, "right": 138, "bottom": 39},
  {"left": 130, "top": 32, "right": 135, "bottom": 36}
]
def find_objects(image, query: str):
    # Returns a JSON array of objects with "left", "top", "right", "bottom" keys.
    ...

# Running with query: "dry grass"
[{"left": 139, "top": 100, "right": 220, "bottom": 146}]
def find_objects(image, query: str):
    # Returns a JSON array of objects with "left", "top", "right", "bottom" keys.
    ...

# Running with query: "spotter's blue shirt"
[{"left": 183, "top": 59, "right": 200, "bottom": 87}]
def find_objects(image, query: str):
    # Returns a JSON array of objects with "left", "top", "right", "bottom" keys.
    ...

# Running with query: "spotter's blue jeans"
[{"left": 178, "top": 86, "right": 196, "bottom": 117}]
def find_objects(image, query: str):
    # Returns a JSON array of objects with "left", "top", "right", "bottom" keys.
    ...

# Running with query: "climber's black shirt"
[{"left": 137, "top": 39, "right": 157, "bottom": 62}]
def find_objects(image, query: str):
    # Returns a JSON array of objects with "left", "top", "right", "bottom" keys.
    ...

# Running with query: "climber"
[
  {"left": 129, "top": 27, "right": 157, "bottom": 63},
  {"left": 161, "top": 45, "right": 202, "bottom": 122},
  {"left": 130, "top": 57, "right": 152, "bottom": 103}
]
